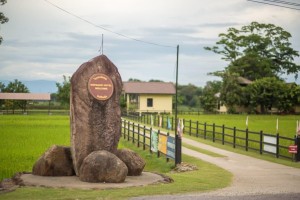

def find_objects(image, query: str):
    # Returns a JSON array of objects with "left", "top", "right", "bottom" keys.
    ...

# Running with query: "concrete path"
[
  {"left": 182, "top": 137, "right": 300, "bottom": 195},
  {"left": 132, "top": 136, "right": 300, "bottom": 199}
]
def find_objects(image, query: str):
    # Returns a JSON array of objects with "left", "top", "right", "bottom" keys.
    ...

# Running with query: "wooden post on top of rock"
[{"left": 70, "top": 55, "right": 122, "bottom": 176}]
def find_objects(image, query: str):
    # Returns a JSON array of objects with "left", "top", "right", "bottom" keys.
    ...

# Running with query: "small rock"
[
  {"left": 116, "top": 148, "right": 146, "bottom": 176},
  {"left": 32, "top": 145, "right": 75, "bottom": 176},
  {"left": 172, "top": 162, "right": 198, "bottom": 173}
]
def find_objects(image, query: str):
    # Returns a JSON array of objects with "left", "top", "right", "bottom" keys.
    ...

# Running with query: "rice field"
[{"left": 0, "top": 115, "right": 70, "bottom": 181}]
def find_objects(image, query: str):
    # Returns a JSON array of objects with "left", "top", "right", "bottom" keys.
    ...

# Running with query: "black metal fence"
[
  {"left": 122, "top": 113, "right": 298, "bottom": 161},
  {"left": 121, "top": 119, "right": 173, "bottom": 163}
]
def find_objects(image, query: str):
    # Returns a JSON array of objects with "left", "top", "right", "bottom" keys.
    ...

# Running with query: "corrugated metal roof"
[
  {"left": 0, "top": 93, "right": 51, "bottom": 100},
  {"left": 123, "top": 82, "right": 176, "bottom": 94}
]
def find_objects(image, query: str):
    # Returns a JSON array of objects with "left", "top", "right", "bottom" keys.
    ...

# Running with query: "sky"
[{"left": 0, "top": 0, "right": 300, "bottom": 88}]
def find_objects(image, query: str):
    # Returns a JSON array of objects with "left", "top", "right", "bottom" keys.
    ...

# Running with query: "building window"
[{"left": 147, "top": 98, "right": 153, "bottom": 107}]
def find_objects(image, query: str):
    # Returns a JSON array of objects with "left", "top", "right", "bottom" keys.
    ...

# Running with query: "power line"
[
  {"left": 43, "top": 0, "right": 176, "bottom": 48},
  {"left": 247, "top": 0, "right": 300, "bottom": 10},
  {"left": 263, "top": 0, "right": 300, "bottom": 7}
]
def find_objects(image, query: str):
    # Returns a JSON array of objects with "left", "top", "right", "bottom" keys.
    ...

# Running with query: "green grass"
[
  {"left": 0, "top": 115, "right": 232, "bottom": 199},
  {"left": 0, "top": 115, "right": 70, "bottom": 181},
  {"left": 182, "top": 143, "right": 225, "bottom": 157}
]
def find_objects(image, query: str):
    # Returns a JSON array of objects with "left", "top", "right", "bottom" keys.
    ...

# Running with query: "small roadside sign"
[{"left": 288, "top": 145, "right": 298, "bottom": 154}]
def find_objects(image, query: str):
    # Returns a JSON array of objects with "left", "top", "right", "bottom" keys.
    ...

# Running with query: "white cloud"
[{"left": 1, "top": 0, "right": 300, "bottom": 88}]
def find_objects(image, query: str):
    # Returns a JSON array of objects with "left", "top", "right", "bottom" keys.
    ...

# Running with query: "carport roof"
[{"left": 0, "top": 93, "right": 51, "bottom": 100}]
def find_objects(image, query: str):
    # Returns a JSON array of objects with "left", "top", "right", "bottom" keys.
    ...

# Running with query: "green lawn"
[{"left": 0, "top": 115, "right": 232, "bottom": 200}]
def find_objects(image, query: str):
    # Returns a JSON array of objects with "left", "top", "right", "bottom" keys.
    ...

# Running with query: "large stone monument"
[
  {"left": 70, "top": 55, "right": 123, "bottom": 177},
  {"left": 32, "top": 54, "right": 145, "bottom": 184}
]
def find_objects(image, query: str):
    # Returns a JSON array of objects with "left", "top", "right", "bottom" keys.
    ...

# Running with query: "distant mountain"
[{"left": 0, "top": 80, "right": 57, "bottom": 93}]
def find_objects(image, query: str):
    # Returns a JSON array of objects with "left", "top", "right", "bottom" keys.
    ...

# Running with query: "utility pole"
[{"left": 175, "top": 44, "right": 181, "bottom": 165}]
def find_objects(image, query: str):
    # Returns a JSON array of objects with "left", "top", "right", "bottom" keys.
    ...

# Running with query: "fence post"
[
  {"left": 166, "top": 132, "right": 170, "bottom": 163},
  {"left": 157, "top": 130, "right": 160, "bottom": 158},
  {"left": 127, "top": 121, "right": 130, "bottom": 141},
  {"left": 246, "top": 128, "right": 249, "bottom": 151},
  {"left": 260, "top": 131, "right": 263, "bottom": 154},
  {"left": 233, "top": 127, "right": 236, "bottom": 148},
  {"left": 189, "top": 120, "right": 192, "bottom": 136},
  {"left": 213, "top": 123, "right": 215, "bottom": 142},
  {"left": 204, "top": 122, "right": 207, "bottom": 139},
  {"left": 222, "top": 125, "right": 225, "bottom": 145},
  {"left": 123, "top": 120, "right": 126, "bottom": 139},
  {"left": 295, "top": 135, "right": 300, "bottom": 162},
  {"left": 150, "top": 127, "right": 152, "bottom": 154},
  {"left": 137, "top": 124, "right": 140, "bottom": 147},
  {"left": 196, "top": 121, "right": 199, "bottom": 137},
  {"left": 132, "top": 123, "right": 135, "bottom": 143},
  {"left": 143, "top": 125, "right": 146, "bottom": 150},
  {"left": 276, "top": 133, "right": 279, "bottom": 158},
  {"left": 171, "top": 117, "right": 174, "bottom": 131}
]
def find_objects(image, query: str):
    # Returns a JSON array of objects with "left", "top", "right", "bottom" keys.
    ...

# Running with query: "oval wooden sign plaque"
[{"left": 88, "top": 73, "right": 114, "bottom": 101}]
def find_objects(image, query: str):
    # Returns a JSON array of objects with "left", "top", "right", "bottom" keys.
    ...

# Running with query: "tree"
[
  {"left": 205, "top": 22, "right": 300, "bottom": 80},
  {"left": 4, "top": 79, "right": 30, "bottom": 112},
  {"left": 0, "top": 0, "right": 9, "bottom": 45},
  {"left": 199, "top": 81, "right": 222, "bottom": 112},
  {"left": 148, "top": 79, "right": 164, "bottom": 82},
  {"left": 246, "top": 77, "right": 296, "bottom": 113},
  {"left": 220, "top": 73, "right": 247, "bottom": 113},
  {"left": 0, "top": 81, "right": 5, "bottom": 109},
  {"left": 276, "top": 83, "right": 300, "bottom": 113},
  {"left": 128, "top": 78, "right": 141, "bottom": 82},
  {"left": 56, "top": 75, "right": 71, "bottom": 107},
  {"left": 0, "top": 81, "right": 4, "bottom": 92},
  {"left": 178, "top": 84, "right": 202, "bottom": 107}
]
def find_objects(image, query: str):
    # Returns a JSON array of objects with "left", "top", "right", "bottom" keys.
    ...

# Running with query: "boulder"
[
  {"left": 79, "top": 150, "right": 128, "bottom": 183},
  {"left": 70, "top": 55, "right": 123, "bottom": 175},
  {"left": 116, "top": 149, "right": 146, "bottom": 176},
  {"left": 32, "top": 145, "right": 75, "bottom": 176}
]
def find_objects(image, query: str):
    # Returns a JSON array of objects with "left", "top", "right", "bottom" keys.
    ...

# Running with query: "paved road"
[
  {"left": 132, "top": 136, "right": 300, "bottom": 199},
  {"left": 133, "top": 193, "right": 300, "bottom": 200}
]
